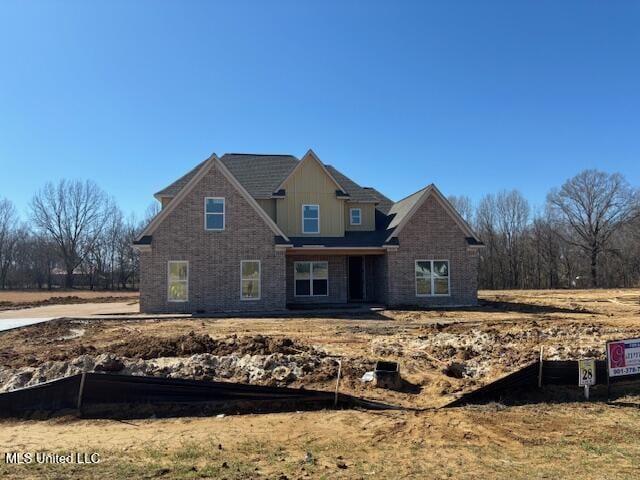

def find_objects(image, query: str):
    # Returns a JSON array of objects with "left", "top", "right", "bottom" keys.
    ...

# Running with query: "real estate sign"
[{"left": 607, "top": 338, "right": 640, "bottom": 378}]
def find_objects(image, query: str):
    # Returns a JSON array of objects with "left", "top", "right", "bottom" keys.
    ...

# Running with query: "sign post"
[{"left": 578, "top": 359, "right": 596, "bottom": 400}]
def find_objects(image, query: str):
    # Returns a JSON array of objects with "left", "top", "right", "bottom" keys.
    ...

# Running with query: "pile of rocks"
[{"left": 0, "top": 351, "right": 340, "bottom": 393}]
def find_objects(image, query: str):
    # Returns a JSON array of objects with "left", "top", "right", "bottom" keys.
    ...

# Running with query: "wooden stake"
[
  {"left": 334, "top": 359, "right": 342, "bottom": 407},
  {"left": 605, "top": 343, "right": 611, "bottom": 402},
  {"left": 538, "top": 346, "right": 544, "bottom": 388},
  {"left": 77, "top": 372, "right": 87, "bottom": 412},
  {"left": 584, "top": 385, "right": 590, "bottom": 401}
]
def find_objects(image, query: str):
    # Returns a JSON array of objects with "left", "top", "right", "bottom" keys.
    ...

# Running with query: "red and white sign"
[{"left": 607, "top": 338, "right": 640, "bottom": 378}]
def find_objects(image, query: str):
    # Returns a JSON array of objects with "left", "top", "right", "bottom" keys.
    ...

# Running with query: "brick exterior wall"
[
  {"left": 139, "top": 163, "right": 286, "bottom": 313},
  {"left": 386, "top": 194, "right": 479, "bottom": 307},
  {"left": 139, "top": 162, "right": 478, "bottom": 312},
  {"left": 286, "top": 255, "right": 347, "bottom": 304}
]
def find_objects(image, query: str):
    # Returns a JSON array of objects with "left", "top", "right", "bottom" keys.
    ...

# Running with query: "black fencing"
[
  {"left": 445, "top": 362, "right": 540, "bottom": 407},
  {"left": 446, "top": 360, "right": 640, "bottom": 407},
  {"left": 0, "top": 373, "right": 396, "bottom": 418}
]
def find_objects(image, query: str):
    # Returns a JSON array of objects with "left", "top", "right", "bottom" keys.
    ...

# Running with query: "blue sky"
[{"left": 1, "top": 1, "right": 639, "bottom": 219}]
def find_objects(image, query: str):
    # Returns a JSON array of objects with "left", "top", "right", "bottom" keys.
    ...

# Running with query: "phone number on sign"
[{"left": 611, "top": 366, "right": 640, "bottom": 376}]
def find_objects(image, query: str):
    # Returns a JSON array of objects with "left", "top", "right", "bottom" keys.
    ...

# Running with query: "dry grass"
[
  {"left": 0, "top": 290, "right": 138, "bottom": 303},
  {"left": 1, "top": 404, "right": 640, "bottom": 479},
  {"left": 0, "top": 290, "right": 139, "bottom": 310}
]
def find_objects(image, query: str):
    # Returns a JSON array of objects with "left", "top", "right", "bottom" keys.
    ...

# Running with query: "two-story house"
[{"left": 134, "top": 150, "right": 484, "bottom": 313}]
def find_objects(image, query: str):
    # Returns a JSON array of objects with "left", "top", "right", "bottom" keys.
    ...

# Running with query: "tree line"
[
  {"left": 0, "top": 169, "right": 639, "bottom": 291},
  {"left": 0, "top": 180, "right": 158, "bottom": 290},
  {"left": 449, "top": 169, "right": 640, "bottom": 289}
]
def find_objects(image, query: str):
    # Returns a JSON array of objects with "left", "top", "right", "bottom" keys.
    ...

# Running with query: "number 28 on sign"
[{"left": 578, "top": 358, "right": 596, "bottom": 400}]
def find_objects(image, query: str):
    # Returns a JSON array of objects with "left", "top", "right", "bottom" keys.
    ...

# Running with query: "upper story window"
[
  {"left": 415, "top": 260, "right": 450, "bottom": 296},
  {"left": 205, "top": 197, "right": 225, "bottom": 231},
  {"left": 302, "top": 204, "right": 319, "bottom": 234},
  {"left": 350, "top": 208, "right": 361, "bottom": 225},
  {"left": 167, "top": 261, "right": 188, "bottom": 302}
]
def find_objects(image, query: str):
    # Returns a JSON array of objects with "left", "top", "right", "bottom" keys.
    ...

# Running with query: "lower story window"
[
  {"left": 295, "top": 261, "right": 328, "bottom": 296},
  {"left": 241, "top": 260, "right": 261, "bottom": 300},
  {"left": 415, "top": 260, "right": 449, "bottom": 296},
  {"left": 168, "top": 261, "right": 188, "bottom": 302}
]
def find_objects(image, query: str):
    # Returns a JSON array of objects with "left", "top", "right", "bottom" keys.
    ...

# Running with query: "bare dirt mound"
[
  {"left": 106, "top": 332, "right": 317, "bottom": 360},
  {"left": 0, "top": 295, "right": 137, "bottom": 311}
]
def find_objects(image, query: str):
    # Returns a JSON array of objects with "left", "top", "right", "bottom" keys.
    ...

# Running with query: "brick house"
[{"left": 134, "top": 150, "right": 484, "bottom": 313}]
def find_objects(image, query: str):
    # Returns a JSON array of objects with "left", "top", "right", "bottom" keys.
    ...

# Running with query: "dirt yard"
[
  {"left": 1, "top": 289, "right": 640, "bottom": 479},
  {"left": 0, "top": 290, "right": 139, "bottom": 311}
]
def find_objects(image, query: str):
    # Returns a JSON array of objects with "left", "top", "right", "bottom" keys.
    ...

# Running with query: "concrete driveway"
[{"left": 0, "top": 301, "right": 140, "bottom": 331}]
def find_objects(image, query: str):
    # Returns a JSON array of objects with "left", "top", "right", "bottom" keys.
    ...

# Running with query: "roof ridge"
[{"left": 223, "top": 153, "right": 298, "bottom": 158}]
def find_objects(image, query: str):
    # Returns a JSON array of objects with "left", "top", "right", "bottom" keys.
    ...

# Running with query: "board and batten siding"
[
  {"left": 276, "top": 157, "right": 345, "bottom": 237},
  {"left": 344, "top": 203, "right": 375, "bottom": 231},
  {"left": 257, "top": 198, "right": 277, "bottom": 222}
]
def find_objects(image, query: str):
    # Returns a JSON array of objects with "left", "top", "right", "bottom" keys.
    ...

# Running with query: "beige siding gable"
[
  {"left": 277, "top": 154, "right": 345, "bottom": 237},
  {"left": 344, "top": 203, "right": 375, "bottom": 231}
]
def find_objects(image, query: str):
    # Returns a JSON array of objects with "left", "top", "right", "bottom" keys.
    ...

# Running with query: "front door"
[{"left": 348, "top": 256, "right": 365, "bottom": 301}]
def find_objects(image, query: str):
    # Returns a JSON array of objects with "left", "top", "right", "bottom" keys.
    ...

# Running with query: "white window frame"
[
  {"left": 204, "top": 197, "right": 225, "bottom": 231},
  {"left": 301, "top": 204, "right": 320, "bottom": 234},
  {"left": 415, "top": 259, "right": 450, "bottom": 297},
  {"left": 167, "top": 260, "right": 189, "bottom": 302},
  {"left": 240, "top": 260, "right": 261, "bottom": 301},
  {"left": 294, "top": 261, "right": 329, "bottom": 297},
  {"left": 350, "top": 208, "right": 362, "bottom": 225}
]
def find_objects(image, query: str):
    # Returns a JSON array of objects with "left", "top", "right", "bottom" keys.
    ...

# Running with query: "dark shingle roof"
[
  {"left": 324, "top": 166, "right": 379, "bottom": 203},
  {"left": 365, "top": 187, "right": 394, "bottom": 214},
  {"left": 220, "top": 154, "right": 298, "bottom": 198},
  {"left": 155, "top": 153, "right": 383, "bottom": 204},
  {"left": 286, "top": 231, "right": 391, "bottom": 248}
]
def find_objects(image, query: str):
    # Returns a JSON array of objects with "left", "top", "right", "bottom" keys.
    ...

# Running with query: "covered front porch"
[{"left": 284, "top": 247, "right": 387, "bottom": 307}]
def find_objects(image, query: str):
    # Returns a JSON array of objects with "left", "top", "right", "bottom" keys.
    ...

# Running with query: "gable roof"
[
  {"left": 385, "top": 184, "right": 482, "bottom": 244},
  {"left": 273, "top": 150, "right": 347, "bottom": 195},
  {"left": 155, "top": 150, "right": 380, "bottom": 204},
  {"left": 142, "top": 151, "right": 483, "bottom": 249},
  {"left": 386, "top": 187, "right": 428, "bottom": 231},
  {"left": 137, "top": 155, "right": 289, "bottom": 243}
]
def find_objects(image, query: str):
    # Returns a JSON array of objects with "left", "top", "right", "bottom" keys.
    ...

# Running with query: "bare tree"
[
  {"left": 0, "top": 199, "right": 20, "bottom": 288},
  {"left": 476, "top": 194, "right": 498, "bottom": 289},
  {"left": 547, "top": 170, "right": 639, "bottom": 287},
  {"left": 30, "top": 180, "right": 114, "bottom": 288},
  {"left": 495, "top": 190, "right": 530, "bottom": 288},
  {"left": 143, "top": 201, "right": 160, "bottom": 225},
  {"left": 448, "top": 195, "right": 473, "bottom": 223}
]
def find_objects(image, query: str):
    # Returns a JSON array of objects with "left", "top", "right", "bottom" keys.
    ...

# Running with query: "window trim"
[
  {"left": 294, "top": 261, "right": 329, "bottom": 297},
  {"left": 301, "top": 204, "right": 320, "bottom": 234},
  {"left": 240, "top": 260, "right": 261, "bottom": 301},
  {"left": 204, "top": 197, "right": 225, "bottom": 231},
  {"left": 167, "top": 260, "right": 189, "bottom": 302},
  {"left": 349, "top": 208, "right": 362, "bottom": 225},
  {"left": 415, "top": 259, "right": 450, "bottom": 297}
]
